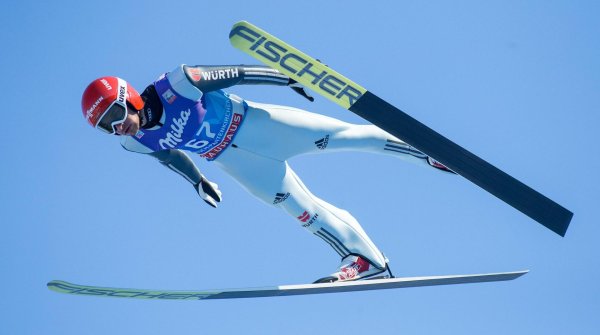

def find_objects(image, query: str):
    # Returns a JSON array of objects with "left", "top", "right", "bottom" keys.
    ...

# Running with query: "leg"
[
  {"left": 214, "top": 147, "right": 388, "bottom": 272},
  {"left": 234, "top": 101, "right": 453, "bottom": 172}
]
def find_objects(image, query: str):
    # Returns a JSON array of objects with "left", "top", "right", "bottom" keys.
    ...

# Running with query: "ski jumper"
[{"left": 121, "top": 65, "right": 449, "bottom": 270}]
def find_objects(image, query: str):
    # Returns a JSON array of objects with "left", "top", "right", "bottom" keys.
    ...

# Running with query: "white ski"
[{"left": 47, "top": 270, "right": 527, "bottom": 301}]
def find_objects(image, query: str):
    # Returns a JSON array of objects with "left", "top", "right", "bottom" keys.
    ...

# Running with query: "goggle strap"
[{"left": 116, "top": 78, "right": 128, "bottom": 105}]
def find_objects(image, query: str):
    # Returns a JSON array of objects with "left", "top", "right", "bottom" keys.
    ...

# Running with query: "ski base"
[{"left": 47, "top": 270, "right": 528, "bottom": 301}]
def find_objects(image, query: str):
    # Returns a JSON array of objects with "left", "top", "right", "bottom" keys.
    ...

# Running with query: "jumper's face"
[{"left": 114, "top": 108, "right": 141, "bottom": 136}]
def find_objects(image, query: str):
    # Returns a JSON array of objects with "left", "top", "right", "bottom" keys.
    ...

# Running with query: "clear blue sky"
[{"left": 1, "top": 0, "right": 598, "bottom": 334}]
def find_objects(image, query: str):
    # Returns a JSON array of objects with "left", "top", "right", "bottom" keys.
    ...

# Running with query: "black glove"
[
  {"left": 288, "top": 79, "right": 314, "bottom": 102},
  {"left": 194, "top": 176, "right": 223, "bottom": 208}
]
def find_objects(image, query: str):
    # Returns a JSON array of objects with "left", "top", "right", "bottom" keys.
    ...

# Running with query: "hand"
[
  {"left": 288, "top": 79, "right": 314, "bottom": 102},
  {"left": 195, "top": 176, "right": 223, "bottom": 208}
]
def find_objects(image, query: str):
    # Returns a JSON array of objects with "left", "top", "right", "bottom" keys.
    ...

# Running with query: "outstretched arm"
[
  {"left": 182, "top": 65, "right": 313, "bottom": 101},
  {"left": 148, "top": 149, "right": 223, "bottom": 208}
]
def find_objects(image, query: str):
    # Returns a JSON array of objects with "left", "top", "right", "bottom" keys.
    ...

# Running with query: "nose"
[
  {"left": 115, "top": 120, "right": 132, "bottom": 135},
  {"left": 114, "top": 122, "right": 125, "bottom": 134}
]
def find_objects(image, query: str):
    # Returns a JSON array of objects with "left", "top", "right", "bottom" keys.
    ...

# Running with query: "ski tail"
[{"left": 349, "top": 92, "right": 573, "bottom": 236}]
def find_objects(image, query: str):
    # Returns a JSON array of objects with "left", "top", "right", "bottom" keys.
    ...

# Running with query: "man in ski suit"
[{"left": 81, "top": 64, "right": 454, "bottom": 283}]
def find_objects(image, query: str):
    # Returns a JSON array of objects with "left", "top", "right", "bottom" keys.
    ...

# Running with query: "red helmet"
[{"left": 81, "top": 77, "right": 144, "bottom": 134}]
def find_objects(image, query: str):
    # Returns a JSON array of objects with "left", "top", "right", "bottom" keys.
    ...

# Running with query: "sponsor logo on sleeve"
[
  {"left": 201, "top": 68, "right": 239, "bottom": 81},
  {"left": 187, "top": 68, "right": 202, "bottom": 81},
  {"left": 162, "top": 89, "right": 177, "bottom": 104}
]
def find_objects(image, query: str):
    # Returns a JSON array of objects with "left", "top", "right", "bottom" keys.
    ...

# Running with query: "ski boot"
[
  {"left": 313, "top": 254, "right": 394, "bottom": 283},
  {"left": 427, "top": 157, "right": 456, "bottom": 174}
]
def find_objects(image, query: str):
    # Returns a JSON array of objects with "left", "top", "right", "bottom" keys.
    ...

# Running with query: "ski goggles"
[
  {"left": 96, "top": 101, "right": 127, "bottom": 134},
  {"left": 96, "top": 80, "right": 129, "bottom": 134}
]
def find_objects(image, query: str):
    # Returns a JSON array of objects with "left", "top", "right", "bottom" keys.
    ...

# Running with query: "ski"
[
  {"left": 47, "top": 270, "right": 527, "bottom": 301},
  {"left": 228, "top": 21, "right": 573, "bottom": 237}
]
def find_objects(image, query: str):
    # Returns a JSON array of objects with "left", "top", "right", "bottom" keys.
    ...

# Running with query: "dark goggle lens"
[{"left": 97, "top": 103, "right": 127, "bottom": 134}]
